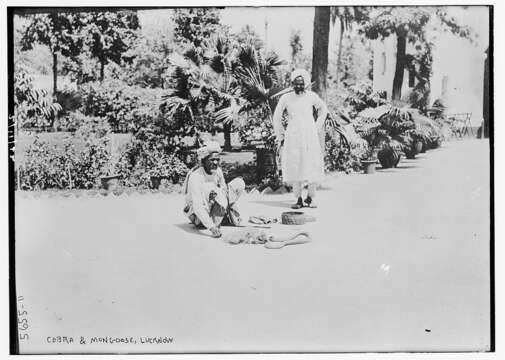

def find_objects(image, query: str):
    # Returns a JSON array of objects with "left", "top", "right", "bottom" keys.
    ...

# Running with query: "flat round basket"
[{"left": 281, "top": 211, "right": 307, "bottom": 225}]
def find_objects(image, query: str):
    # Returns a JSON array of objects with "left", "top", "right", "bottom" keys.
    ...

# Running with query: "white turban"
[
  {"left": 290, "top": 68, "right": 311, "bottom": 86},
  {"left": 197, "top": 141, "right": 222, "bottom": 161}
]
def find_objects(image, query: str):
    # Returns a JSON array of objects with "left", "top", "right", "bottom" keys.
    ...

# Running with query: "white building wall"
[
  {"left": 430, "top": 33, "right": 486, "bottom": 126},
  {"left": 372, "top": 10, "right": 488, "bottom": 127},
  {"left": 372, "top": 35, "right": 416, "bottom": 100}
]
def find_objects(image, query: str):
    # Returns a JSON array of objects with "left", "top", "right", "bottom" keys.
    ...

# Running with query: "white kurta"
[
  {"left": 183, "top": 167, "right": 226, "bottom": 230},
  {"left": 272, "top": 91, "right": 328, "bottom": 183}
]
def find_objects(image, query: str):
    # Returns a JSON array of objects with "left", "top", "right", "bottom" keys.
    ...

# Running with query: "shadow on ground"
[{"left": 250, "top": 199, "right": 294, "bottom": 209}]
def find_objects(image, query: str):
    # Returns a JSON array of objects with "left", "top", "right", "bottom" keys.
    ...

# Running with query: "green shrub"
[
  {"left": 80, "top": 81, "right": 158, "bottom": 133},
  {"left": 221, "top": 161, "right": 257, "bottom": 185},
  {"left": 115, "top": 133, "right": 189, "bottom": 188},
  {"left": 20, "top": 116, "right": 113, "bottom": 190},
  {"left": 324, "top": 133, "right": 363, "bottom": 173},
  {"left": 55, "top": 87, "right": 82, "bottom": 116}
]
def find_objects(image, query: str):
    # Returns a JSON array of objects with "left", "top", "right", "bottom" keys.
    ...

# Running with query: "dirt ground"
[{"left": 15, "top": 139, "right": 491, "bottom": 354}]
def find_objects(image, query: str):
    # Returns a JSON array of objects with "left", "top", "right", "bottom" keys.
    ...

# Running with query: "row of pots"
[{"left": 361, "top": 138, "right": 441, "bottom": 174}]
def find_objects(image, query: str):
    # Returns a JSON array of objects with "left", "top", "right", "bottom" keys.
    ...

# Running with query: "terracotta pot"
[
  {"left": 151, "top": 176, "right": 174, "bottom": 189},
  {"left": 405, "top": 140, "right": 422, "bottom": 159},
  {"left": 361, "top": 159, "right": 377, "bottom": 174},
  {"left": 100, "top": 174, "right": 121, "bottom": 190},
  {"left": 415, "top": 140, "right": 423, "bottom": 153},
  {"left": 150, "top": 176, "right": 162, "bottom": 189},
  {"left": 378, "top": 148, "right": 401, "bottom": 169}
]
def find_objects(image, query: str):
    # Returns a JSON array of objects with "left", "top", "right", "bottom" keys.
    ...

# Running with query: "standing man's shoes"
[
  {"left": 291, "top": 197, "right": 304, "bottom": 209},
  {"left": 304, "top": 196, "right": 317, "bottom": 208}
]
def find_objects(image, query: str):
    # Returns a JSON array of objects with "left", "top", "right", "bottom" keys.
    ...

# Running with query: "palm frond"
[{"left": 214, "top": 98, "right": 245, "bottom": 125}]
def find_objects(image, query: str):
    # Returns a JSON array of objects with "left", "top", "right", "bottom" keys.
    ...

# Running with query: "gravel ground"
[{"left": 15, "top": 139, "right": 491, "bottom": 354}]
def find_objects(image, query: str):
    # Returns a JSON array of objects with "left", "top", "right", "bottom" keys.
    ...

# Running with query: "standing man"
[
  {"left": 272, "top": 69, "right": 329, "bottom": 209},
  {"left": 183, "top": 141, "right": 245, "bottom": 238}
]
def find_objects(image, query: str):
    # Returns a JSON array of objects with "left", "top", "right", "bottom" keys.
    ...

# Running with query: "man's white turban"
[
  {"left": 197, "top": 141, "right": 222, "bottom": 161},
  {"left": 290, "top": 68, "right": 311, "bottom": 86}
]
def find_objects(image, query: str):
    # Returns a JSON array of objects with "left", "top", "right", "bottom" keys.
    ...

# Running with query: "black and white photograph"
[{"left": 6, "top": 1, "right": 494, "bottom": 356}]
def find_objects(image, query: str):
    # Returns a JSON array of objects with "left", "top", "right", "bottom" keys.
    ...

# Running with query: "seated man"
[{"left": 182, "top": 141, "right": 245, "bottom": 238}]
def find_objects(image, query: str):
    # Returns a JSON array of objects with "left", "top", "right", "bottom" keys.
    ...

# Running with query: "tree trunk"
[
  {"left": 392, "top": 32, "right": 407, "bottom": 101},
  {"left": 52, "top": 52, "right": 58, "bottom": 131},
  {"left": 100, "top": 60, "right": 105, "bottom": 82},
  {"left": 335, "top": 16, "right": 345, "bottom": 87},
  {"left": 311, "top": 6, "right": 331, "bottom": 101},
  {"left": 223, "top": 122, "right": 232, "bottom": 151},
  {"left": 52, "top": 52, "right": 58, "bottom": 96}
]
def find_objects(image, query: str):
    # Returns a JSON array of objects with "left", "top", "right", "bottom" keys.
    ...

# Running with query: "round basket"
[{"left": 281, "top": 211, "right": 307, "bottom": 225}]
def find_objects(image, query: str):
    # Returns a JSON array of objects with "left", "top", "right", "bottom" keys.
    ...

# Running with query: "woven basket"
[{"left": 281, "top": 211, "right": 307, "bottom": 225}]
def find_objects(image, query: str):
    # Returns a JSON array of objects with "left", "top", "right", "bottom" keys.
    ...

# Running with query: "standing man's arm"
[
  {"left": 272, "top": 95, "right": 287, "bottom": 145},
  {"left": 313, "top": 92, "right": 329, "bottom": 132}
]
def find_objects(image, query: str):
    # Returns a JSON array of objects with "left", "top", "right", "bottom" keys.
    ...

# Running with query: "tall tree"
[
  {"left": 362, "top": 7, "right": 471, "bottom": 100},
  {"left": 81, "top": 10, "right": 139, "bottom": 81},
  {"left": 330, "top": 7, "right": 369, "bottom": 86},
  {"left": 172, "top": 8, "right": 221, "bottom": 48},
  {"left": 311, "top": 6, "right": 331, "bottom": 100},
  {"left": 20, "top": 11, "right": 83, "bottom": 96},
  {"left": 289, "top": 29, "right": 303, "bottom": 66},
  {"left": 233, "top": 25, "right": 264, "bottom": 51}
]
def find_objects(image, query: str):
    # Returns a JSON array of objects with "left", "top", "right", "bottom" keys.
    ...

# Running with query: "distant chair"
[{"left": 446, "top": 113, "right": 473, "bottom": 139}]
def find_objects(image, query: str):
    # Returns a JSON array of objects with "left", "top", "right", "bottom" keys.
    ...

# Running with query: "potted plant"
[
  {"left": 353, "top": 103, "right": 433, "bottom": 169},
  {"left": 147, "top": 165, "right": 171, "bottom": 189},
  {"left": 99, "top": 135, "right": 121, "bottom": 190},
  {"left": 377, "top": 139, "right": 403, "bottom": 168},
  {"left": 100, "top": 173, "right": 121, "bottom": 190},
  {"left": 360, "top": 146, "right": 378, "bottom": 174}
]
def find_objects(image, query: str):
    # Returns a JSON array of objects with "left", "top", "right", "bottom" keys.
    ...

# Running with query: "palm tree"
[
  {"left": 330, "top": 7, "right": 369, "bottom": 86},
  {"left": 161, "top": 39, "right": 237, "bottom": 139},
  {"left": 214, "top": 44, "right": 284, "bottom": 133}
]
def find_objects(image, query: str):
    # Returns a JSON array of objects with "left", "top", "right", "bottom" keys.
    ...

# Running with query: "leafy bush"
[
  {"left": 324, "top": 133, "right": 362, "bottom": 173},
  {"left": 20, "top": 137, "right": 73, "bottom": 190},
  {"left": 221, "top": 161, "right": 257, "bottom": 185},
  {"left": 237, "top": 108, "right": 276, "bottom": 150},
  {"left": 55, "top": 87, "right": 82, "bottom": 117},
  {"left": 53, "top": 111, "right": 88, "bottom": 132},
  {"left": 115, "top": 129, "right": 189, "bottom": 188},
  {"left": 14, "top": 65, "right": 62, "bottom": 129},
  {"left": 80, "top": 81, "right": 159, "bottom": 132},
  {"left": 344, "top": 81, "right": 387, "bottom": 118},
  {"left": 20, "top": 116, "right": 112, "bottom": 190}
]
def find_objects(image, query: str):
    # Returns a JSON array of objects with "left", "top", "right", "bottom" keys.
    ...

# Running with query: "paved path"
[{"left": 15, "top": 139, "right": 491, "bottom": 353}]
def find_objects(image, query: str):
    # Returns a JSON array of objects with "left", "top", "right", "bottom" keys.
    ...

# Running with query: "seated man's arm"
[{"left": 188, "top": 174, "right": 216, "bottom": 230}]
